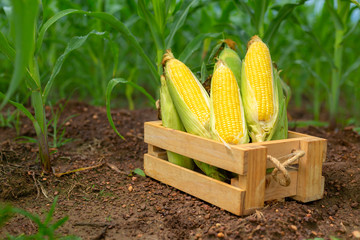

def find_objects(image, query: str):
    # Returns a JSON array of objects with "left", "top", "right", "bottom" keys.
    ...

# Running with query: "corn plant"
[
  {"left": 0, "top": 197, "right": 80, "bottom": 240},
  {"left": 0, "top": 1, "right": 162, "bottom": 172},
  {"left": 287, "top": 0, "right": 360, "bottom": 125}
]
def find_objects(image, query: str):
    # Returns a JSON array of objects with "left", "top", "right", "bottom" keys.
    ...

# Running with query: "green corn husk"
[
  {"left": 270, "top": 68, "right": 288, "bottom": 140},
  {"left": 160, "top": 75, "right": 194, "bottom": 169},
  {"left": 218, "top": 46, "right": 242, "bottom": 87},
  {"left": 162, "top": 50, "right": 226, "bottom": 181},
  {"left": 240, "top": 36, "right": 287, "bottom": 142}
]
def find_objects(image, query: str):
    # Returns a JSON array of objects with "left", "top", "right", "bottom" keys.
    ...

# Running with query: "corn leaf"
[
  {"left": 325, "top": 0, "right": 345, "bottom": 31},
  {"left": 106, "top": 78, "right": 156, "bottom": 140},
  {"left": 137, "top": 0, "right": 165, "bottom": 50},
  {"left": 178, "top": 32, "right": 222, "bottom": 63},
  {"left": 0, "top": 31, "right": 15, "bottom": 60},
  {"left": 263, "top": 0, "right": 306, "bottom": 44},
  {"left": 43, "top": 30, "right": 109, "bottom": 101},
  {"left": 0, "top": 0, "right": 39, "bottom": 110},
  {"left": 165, "top": 0, "right": 198, "bottom": 48},
  {"left": 36, "top": 9, "right": 159, "bottom": 83}
]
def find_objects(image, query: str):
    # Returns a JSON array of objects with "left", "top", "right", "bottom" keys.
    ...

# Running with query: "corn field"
[{"left": 1, "top": 0, "right": 359, "bottom": 125}]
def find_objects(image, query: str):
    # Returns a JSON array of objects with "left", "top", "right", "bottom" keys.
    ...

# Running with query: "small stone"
[
  {"left": 130, "top": 203, "right": 135, "bottom": 207},
  {"left": 92, "top": 114, "right": 98, "bottom": 119},
  {"left": 122, "top": 204, "right": 126, "bottom": 208},
  {"left": 353, "top": 230, "right": 360, "bottom": 238},
  {"left": 54, "top": 191, "right": 59, "bottom": 196},
  {"left": 290, "top": 225, "right": 297, "bottom": 231},
  {"left": 128, "top": 185, "right": 133, "bottom": 192},
  {"left": 217, "top": 232, "right": 224, "bottom": 238},
  {"left": 132, "top": 176, "right": 137, "bottom": 181},
  {"left": 216, "top": 223, "right": 221, "bottom": 228},
  {"left": 204, "top": 214, "right": 210, "bottom": 219},
  {"left": 351, "top": 202, "right": 359, "bottom": 208}
]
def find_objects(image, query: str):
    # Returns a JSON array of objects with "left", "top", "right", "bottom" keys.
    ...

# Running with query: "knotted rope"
[{"left": 267, "top": 150, "right": 305, "bottom": 187}]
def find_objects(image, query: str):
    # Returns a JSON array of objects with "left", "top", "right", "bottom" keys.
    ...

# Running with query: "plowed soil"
[{"left": 1, "top": 101, "right": 359, "bottom": 240}]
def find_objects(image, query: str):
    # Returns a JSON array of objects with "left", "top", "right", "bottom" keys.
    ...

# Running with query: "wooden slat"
[
  {"left": 148, "top": 144, "right": 167, "bottom": 159},
  {"left": 231, "top": 171, "right": 298, "bottom": 202},
  {"left": 292, "top": 138, "right": 327, "bottom": 202},
  {"left": 242, "top": 146, "right": 267, "bottom": 214},
  {"left": 144, "top": 154, "right": 246, "bottom": 215},
  {"left": 288, "top": 131, "right": 311, "bottom": 138},
  {"left": 145, "top": 121, "right": 248, "bottom": 174},
  {"left": 264, "top": 171, "right": 297, "bottom": 201},
  {"left": 145, "top": 121, "right": 311, "bottom": 173}
]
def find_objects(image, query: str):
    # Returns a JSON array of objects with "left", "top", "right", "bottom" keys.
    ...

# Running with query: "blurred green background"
[{"left": 0, "top": 0, "right": 359, "bottom": 127}]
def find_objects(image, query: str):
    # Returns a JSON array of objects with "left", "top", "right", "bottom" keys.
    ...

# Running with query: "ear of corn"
[
  {"left": 210, "top": 60, "right": 249, "bottom": 144},
  {"left": 241, "top": 35, "right": 287, "bottom": 142},
  {"left": 218, "top": 46, "right": 242, "bottom": 86},
  {"left": 162, "top": 50, "right": 226, "bottom": 181},
  {"left": 160, "top": 75, "right": 195, "bottom": 169}
]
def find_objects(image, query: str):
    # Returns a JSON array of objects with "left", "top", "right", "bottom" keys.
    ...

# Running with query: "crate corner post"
[
  {"left": 241, "top": 145, "right": 267, "bottom": 215},
  {"left": 291, "top": 137, "right": 327, "bottom": 202}
]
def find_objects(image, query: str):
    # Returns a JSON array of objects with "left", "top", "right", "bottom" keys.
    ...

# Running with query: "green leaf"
[
  {"left": 43, "top": 30, "right": 109, "bottom": 101},
  {"left": 166, "top": 0, "right": 198, "bottom": 48},
  {"left": 0, "top": 91, "right": 35, "bottom": 123},
  {"left": 341, "top": 57, "right": 360, "bottom": 85},
  {"left": 106, "top": 78, "right": 155, "bottom": 140},
  {"left": 44, "top": 196, "right": 58, "bottom": 225},
  {"left": 37, "top": 9, "right": 159, "bottom": 82},
  {"left": 133, "top": 168, "right": 146, "bottom": 177},
  {"left": 178, "top": 32, "right": 222, "bottom": 63},
  {"left": 288, "top": 120, "right": 329, "bottom": 128},
  {"left": 0, "top": 0, "right": 39, "bottom": 110},
  {"left": 0, "top": 31, "right": 39, "bottom": 90},
  {"left": 263, "top": 0, "right": 306, "bottom": 43},
  {"left": 36, "top": 9, "right": 79, "bottom": 54},
  {"left": 341, "top": 18, "right": 360, "bottom": 43},
  {"left": 232, "top": 0, "right": 255, "bottom": 25},
  {"left": 325, "top": 0, "right": 345, "bottom": 30},
  {"left": 200, "top": 61, "right": 207, "bottom": 84},
  {"left": 294, "top": 60, "right": 330, "bottom": 94},
  {"left": 138, "top": 0, "right": 165, "bottom": 50},
  {"left": 292, "top": 16, "right": 336, "bottom": 69},
  {"left": 350, "top": 0, "right": 360, "bottom": 8},
  {"left": 0, "top": 31, "right": 15, "bottom": 60},
  {"left": 253, "top": 0, "right": 270, "bottom": 36}
]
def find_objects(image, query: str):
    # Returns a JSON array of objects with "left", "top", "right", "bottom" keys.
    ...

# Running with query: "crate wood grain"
[{"left": 144, "top": 121, "right": 327, "bottom": 216}]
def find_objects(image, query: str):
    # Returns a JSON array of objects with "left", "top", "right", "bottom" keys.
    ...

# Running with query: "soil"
[{"left": 0, "top": 100, "right": 359, "bottom": 240}]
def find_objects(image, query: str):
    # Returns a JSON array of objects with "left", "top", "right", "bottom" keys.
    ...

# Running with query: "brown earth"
[{"left": 0, "top": 101, "right": 359, "bottom": 240}]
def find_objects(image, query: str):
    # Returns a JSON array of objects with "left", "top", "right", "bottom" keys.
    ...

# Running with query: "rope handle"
[{"left": 267, "top": 150, "right": 305, "bottom": 187}]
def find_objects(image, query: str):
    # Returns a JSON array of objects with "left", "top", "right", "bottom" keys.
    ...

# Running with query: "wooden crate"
[{"left": 144, "top": 121, "right": 327, "bottom": 216}]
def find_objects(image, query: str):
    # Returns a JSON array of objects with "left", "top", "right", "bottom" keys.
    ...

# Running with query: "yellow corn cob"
[
  {"left": 211, "top": 61, "right": 244, "bottom": 144},
  {"left": 241, "top": 35, "right": 287, "bottom": 142},
  {"left": 163, "top": 53, "right": 210, "bottom": 126},
  {"left": 244, "top": 35, "right": 274, "bottom": 121},
  {"left": 162, "top": 50, "right": 225, "bottom": 181}
]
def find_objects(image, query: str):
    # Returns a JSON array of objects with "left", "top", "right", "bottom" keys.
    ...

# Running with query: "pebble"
[
  {"left": 351, "top": 202, "right": 359, "bottom": 208},
  {"left": 217, "top": 232, "right": 224, "bottom": 238},
  {"left": 290, "top": 225, "right": 297, "bottom": 231},
  {"left": 128, "top": 185, "right": 133, "bottom": 192},
  {"left": 353, "top": 230, "right": 360, "bottom": 239}
]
